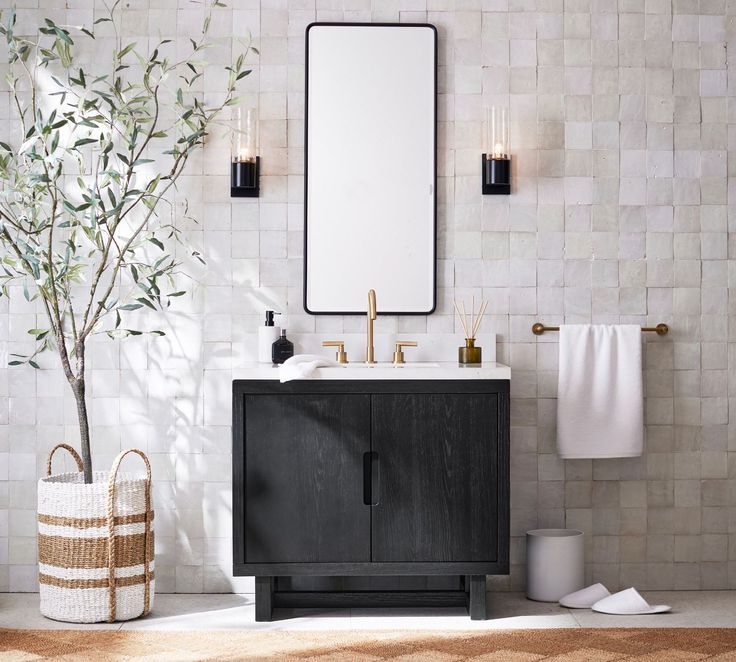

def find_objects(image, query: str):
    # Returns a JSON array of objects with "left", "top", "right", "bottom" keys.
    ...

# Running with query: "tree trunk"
[{"left": 71, "top": 378, "right": 93, "bottom": 484}]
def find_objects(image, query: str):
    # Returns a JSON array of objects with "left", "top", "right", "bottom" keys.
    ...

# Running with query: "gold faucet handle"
[
  {"left": 393, "top": 341, "right": 418, "bottom": 365},
  {"left": 322, "top": 341, "right": 348, "bottom": 364}
]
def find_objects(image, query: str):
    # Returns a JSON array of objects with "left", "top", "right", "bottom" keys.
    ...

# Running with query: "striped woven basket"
[{"left": 38, "top": 444, "right": 155, "bottom": 623}]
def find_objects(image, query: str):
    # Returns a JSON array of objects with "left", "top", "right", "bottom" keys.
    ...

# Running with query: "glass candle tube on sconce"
[
  {"left": 231, "top": 106, "right": 260, "bottom": 197},
  {"left": 482, "top": 106, "right": 510, "bottom": 195}
]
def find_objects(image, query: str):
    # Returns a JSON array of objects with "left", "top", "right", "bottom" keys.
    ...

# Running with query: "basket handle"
[
  {"left": 46, "top": 443, "right": 84, "bottom": 477},
  {"left": 106, "top": 448, "right": 153, "bottom": 623}
]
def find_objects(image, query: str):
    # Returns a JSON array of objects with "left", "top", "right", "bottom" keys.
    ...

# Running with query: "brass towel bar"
[{"left": 532, "top": 322, "right": 669, "bottom": 336}]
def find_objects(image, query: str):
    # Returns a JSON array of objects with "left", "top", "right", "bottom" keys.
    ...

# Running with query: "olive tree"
[{"left": 0, "top": 2, "right": 252, "bottom": 481}]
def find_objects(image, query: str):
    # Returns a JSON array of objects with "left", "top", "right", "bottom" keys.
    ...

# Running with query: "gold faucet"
[
  {"left": 393, "top": 341, "right": 418, "bottom": 365},
  {"left": 366, "top": 289, "right": 377, "bottom": 364},
  {"left": 322, "top": 340, "right": 348, "bottom": 364}
]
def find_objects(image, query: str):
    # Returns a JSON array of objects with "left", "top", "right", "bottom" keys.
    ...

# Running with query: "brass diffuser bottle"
[
  {"left": 459, "top": 337, "right": 482, "bottom": 364},
  {"left": 455, "top": 298, "right": 488, "bottom": 365}
]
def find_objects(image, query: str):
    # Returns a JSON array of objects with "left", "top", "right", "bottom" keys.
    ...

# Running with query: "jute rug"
[{"left": 2, "top": 628, "right": 736, "bottom": 661}]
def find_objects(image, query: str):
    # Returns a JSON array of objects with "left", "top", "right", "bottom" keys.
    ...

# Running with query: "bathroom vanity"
[{"left": 232, "top": 363, "right": 510, "bottom": 620}]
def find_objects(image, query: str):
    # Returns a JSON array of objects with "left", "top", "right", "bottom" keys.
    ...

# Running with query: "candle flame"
[{"left": 237, "top": 147, "right": 254, "bottom": 163}]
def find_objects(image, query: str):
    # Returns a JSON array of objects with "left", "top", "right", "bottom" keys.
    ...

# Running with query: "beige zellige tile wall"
[{"left": 0, "top": 0, "right": 734, "bottom": 593}]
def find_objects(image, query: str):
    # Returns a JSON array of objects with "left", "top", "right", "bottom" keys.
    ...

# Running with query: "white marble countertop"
[{"left": 232, "top": 362, "right": 511, "bottom": 381}]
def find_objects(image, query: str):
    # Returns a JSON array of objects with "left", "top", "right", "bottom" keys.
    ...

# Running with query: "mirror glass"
[{"left": 304, "top": 23, "right": 436, "bottom": 315}]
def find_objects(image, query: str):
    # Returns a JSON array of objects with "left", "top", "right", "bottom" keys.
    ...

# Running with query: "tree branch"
[{"left": 1, "top": 225, "right": 75, "bottom": 383}]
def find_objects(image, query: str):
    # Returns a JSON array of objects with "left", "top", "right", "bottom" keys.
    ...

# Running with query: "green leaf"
[
  {"left": 8, "top": 360, "right": 23, "bottom": 366},
  {"left": 28, "top": 360, "right": 40, "bottom": 369},
  {"left": 168, "top": 291, "right": 186, "bottom": 297},
  {"left": 136, "top": 297, "right": 156, "bottom": 310},
  {"left": 106, "top": 329, "right": 131, "bottom": 339},
  {"left": 117, "top": 42, "right": 137, "bottom": 59},
  {"left": 53, "top": 26, "right": 73, "bottom": 45},
  {"left": 118, "top": 303, "right": 143, "bottom": 311},
  {"left": 74, "top": 138, "right": 96, "bottom": 147},
  {"left": 148, "top": 237, "right": 164, "bottom": 251}
]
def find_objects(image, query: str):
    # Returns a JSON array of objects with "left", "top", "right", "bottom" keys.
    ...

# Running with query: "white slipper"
[
  {"left": 591, "top": 587, "right": 671, "bottom": 615},
  {"left": 559, "top": 583, "right": 611, "bottom": 609}
]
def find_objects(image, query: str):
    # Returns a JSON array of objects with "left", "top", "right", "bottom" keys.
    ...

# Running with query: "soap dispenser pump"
[{"left": 258, "top": 310, "right": 281, "bottom": 363}]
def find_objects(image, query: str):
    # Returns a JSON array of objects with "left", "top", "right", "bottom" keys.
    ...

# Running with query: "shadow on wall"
[{"left": 73, "top": 260, "right": 284, "bottom": 593}]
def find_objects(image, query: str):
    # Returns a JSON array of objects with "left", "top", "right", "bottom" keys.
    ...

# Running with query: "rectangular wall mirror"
[{"left": 304, "top": 23, "right": 437, "bottom": 315}]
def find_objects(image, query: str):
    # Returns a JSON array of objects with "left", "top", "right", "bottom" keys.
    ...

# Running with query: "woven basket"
[{"left": 37, "top": 444, "right": 155, "bottom": 623}]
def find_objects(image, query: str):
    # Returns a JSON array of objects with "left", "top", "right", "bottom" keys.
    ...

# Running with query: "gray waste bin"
[{"left": 526, "top": 528, "right": 584, "bottom": 602}]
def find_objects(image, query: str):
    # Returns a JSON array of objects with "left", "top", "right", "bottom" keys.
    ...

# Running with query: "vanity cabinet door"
[
  {"left": 371, "top": 393, "right": 499, "bottom": 563},
  {"left": 243, "top": 394, "right": 371, "bottom": 563}
]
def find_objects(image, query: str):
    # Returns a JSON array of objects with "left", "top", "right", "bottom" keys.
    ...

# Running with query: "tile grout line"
[{"left": 567, "top": 607, "right": 584, "bottom": 628}]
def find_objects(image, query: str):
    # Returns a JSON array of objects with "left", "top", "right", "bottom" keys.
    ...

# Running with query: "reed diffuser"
[{"left": 454, "top": 297, "right": 488, "bottom": 364}]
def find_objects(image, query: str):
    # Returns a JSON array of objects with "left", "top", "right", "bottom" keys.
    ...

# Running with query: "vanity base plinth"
[
  {"left": 468, "top": 574, "right": 487, "bottom": 620},
  {"left": 255, "top": 576, "right": 274, "bottom": 622},
  {"left": 254, "top": 575, "right": 488, "bottom": 621}
]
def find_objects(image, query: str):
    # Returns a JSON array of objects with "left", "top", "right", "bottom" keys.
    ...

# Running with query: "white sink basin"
[{"left": 335, "top": 362, "right": 441, "bottom": 369}]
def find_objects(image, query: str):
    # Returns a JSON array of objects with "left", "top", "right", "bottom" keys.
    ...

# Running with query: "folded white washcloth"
[
  {"left": 279, "top": 354, "right": 340, "bottom": 383},
  {"left": 559, "top": 583, "right": 611, "bottom": 609},
  {"left": 591, "top": 587, "right": 671, "bottom": 615}
]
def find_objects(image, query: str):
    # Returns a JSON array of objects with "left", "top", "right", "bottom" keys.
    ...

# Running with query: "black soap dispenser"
[{"left": 271, "top": 329, "right": 294, "bottom": 365}]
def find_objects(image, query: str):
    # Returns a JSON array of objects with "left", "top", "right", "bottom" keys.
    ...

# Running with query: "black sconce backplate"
[
  {"left": 482, "top": 155, "right": 510, "bottom": 195},
  {"left": 231, "top": 156, "right": 260, "bottom": 198}
]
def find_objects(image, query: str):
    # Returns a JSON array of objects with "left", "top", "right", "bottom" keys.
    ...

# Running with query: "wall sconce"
[
  {"left": 482, "top": 106, "right": 510, "bottom": 195},
  {"left": 231, "top": 106, "right": 260, "bottom": 198}
]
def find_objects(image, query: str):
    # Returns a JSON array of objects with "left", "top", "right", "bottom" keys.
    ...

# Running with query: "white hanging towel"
[{"left": 556, "top": 324, "right": 644, "bottom": 459}]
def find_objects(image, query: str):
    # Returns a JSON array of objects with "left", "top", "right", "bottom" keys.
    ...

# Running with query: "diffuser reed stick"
[
  {"left": 454, "top": 298, "right": 488, "bottom": 341},
  {"left": 471, "top": 300, "right": 488, "bottom": 338},
  {"left": 453, "top": 300, "right": 470, "bottom": 338},
  {"left": 470, "top": 295, "right": 475, "bottom": 339}
]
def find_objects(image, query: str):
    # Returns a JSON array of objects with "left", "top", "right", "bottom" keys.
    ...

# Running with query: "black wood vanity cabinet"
[{"left": 232, "top": 379, "right": 509, "bottom": 620}]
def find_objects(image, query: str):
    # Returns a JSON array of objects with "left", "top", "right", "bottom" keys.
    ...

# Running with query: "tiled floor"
[{"left": 0, "top": 591, "right": 734, "bottom": 631}]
